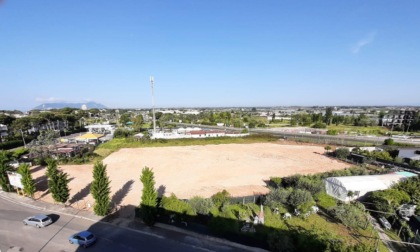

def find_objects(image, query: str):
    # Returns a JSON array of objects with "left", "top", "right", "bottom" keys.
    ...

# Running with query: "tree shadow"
[
  {"left": 157, "top": 185, "right": 166, "bottom": 197},
  {"left": 34, "top": 175, "right": 48, "bottom": 192},
  {"left": 111, "top": 180, "right": 134, "bottom": 206},
  {"left": 30, "top": 165, "right": 46, "bottom": 173},
  {"left": 69, "top": 182, "right": 92, "bottom": 204}
]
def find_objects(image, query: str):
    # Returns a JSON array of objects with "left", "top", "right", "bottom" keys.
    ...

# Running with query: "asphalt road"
[
  {"left": 177, "top": 123, "right": 420, "bottom": 146},
  {"left": 0, "top": 197, "right": 234, "bottom": 252}
]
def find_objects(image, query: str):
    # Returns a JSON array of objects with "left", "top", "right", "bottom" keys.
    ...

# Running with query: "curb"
[{"left": 0, "top": 191, "right": 267, "bottom": 251}]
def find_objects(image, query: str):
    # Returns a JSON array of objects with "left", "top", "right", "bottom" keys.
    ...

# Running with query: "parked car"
[
  {"left": 69, "top": 231, "right": 97, "bottom": 248},
  {"left": 23, "top": 214, "right": 52, "bottom": 228},
  {"left": 378, "top": 216, "right": 392, "bottom": 230}
]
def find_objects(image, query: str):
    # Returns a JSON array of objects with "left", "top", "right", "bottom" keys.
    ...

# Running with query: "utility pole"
[
  {"left": 20, "top": 129, "right": 26, "bottom": 148},
  {"left": 150, "top": 76, "right": 156, "bottom": 136}
]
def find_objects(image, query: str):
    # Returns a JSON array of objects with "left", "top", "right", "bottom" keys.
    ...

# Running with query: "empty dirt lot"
[{"left": 32, "top": 142, "right": 349, "bottom": 209}]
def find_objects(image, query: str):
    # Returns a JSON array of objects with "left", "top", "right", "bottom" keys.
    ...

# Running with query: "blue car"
[{"left": 69, "top": 231, "right": 97, "bottom": 248}]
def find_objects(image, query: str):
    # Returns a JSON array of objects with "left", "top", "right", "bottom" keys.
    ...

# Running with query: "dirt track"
[{"left": 31, "top": 142, "right": 349, "bottom": 209}]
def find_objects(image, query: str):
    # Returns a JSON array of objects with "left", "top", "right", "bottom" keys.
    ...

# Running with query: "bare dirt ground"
[{"left": 31, "top": 142, "right": 349, "bottom": 211}]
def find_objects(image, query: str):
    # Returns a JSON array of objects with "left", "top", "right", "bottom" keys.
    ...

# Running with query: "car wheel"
[
  {"left": 23, "top": 221, "right": 27, "bottom": 225},
  {"left": 69, "top": 240, "right": 73, "bottom": 244},
  {"left": 36, "top": 224, "right": 40, "bottom": 228}
]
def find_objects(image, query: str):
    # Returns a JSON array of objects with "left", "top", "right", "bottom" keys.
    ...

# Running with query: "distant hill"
[{"left": 33, "top": 102, "right": 107, "bottom": 110}]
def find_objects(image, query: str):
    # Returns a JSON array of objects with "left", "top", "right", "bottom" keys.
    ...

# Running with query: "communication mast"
[{"left": 150, "top": 76, "right": 156, "bottom": 135}]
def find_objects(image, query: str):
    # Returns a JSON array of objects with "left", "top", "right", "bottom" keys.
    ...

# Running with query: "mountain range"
[{"left": 33, "top": 102, "right": 107, "bottom": 110}]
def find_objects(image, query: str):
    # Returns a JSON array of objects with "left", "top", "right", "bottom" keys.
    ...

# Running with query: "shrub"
[
  {"left": 335, "top": 148, "right": 350, "bottom": 159},
  {"left": 326, "top": 130, "right": 338, "bottom": 135},
  {"left": 332, "top": 203, "right": 368, "bottom": 229},
  {"left": 160, "top": 193, "right": 195, "bottom": 216},
  {"left": 312, "top": 122, "right": 327, "bottom": 129},
  {"left": 188, "top": 196, "right": 214, "bottom": 215},
  {"left": 281, "top": 174, "right": 302, "bottom": 188},
  {"left": 296, "top": 177, "right": 325, "bottom": 196},
  {"left": 265, "top": 187, "right": 292, "bottom": 209},
  {"left": 288, "top": 189, "right": 314, "bottom": 209},
  {"left": 384, "top": 138, "right": 395, "bottom": 145},
  {"left": 211, "top": 190, "right": 231, "bottom": 208},
  {"left": 268, "top": 177, "right": 282, "bottom": 188}
]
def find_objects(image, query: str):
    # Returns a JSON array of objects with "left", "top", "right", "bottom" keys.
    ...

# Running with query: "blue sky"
[{"left": 1, "top": 1, "right": 419, "bottom": 110}]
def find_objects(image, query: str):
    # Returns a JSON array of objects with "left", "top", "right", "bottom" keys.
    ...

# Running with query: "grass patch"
[
  {"left": 96, "top": 134, "right": 279, "bottom": 158},
  {"left": 327, "top": 125, "right": 390, "bottom": 136}
]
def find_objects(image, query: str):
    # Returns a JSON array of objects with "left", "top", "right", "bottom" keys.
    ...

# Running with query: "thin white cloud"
[
  {"left": 35, "top": 97, "right": 65, "bottom": 103},
  {"left": 351, "top": 32, "right": 376, "bottom": 54}
]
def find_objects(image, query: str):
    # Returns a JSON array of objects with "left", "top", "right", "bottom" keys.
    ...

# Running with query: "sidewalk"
[{"left": 0, "top": 191, "right": 267, "bottom": 252}]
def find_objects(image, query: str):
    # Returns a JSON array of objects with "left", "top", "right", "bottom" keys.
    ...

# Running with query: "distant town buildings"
[{"left": 382, "top": 109, "right": 417, "bottom": 130}]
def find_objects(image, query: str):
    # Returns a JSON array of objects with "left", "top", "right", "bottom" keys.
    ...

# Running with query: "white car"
[{"left": 23, "top": 214, "right": 52, "bottom": 228}]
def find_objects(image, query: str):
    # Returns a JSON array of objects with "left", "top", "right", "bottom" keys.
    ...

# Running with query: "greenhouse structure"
[{"left": 324, "top": 171, "right": 417, "bottom": 202}]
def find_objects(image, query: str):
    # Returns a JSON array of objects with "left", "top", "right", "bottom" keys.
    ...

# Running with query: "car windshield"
[
  {"left": 41, "top": 217, "right": 49, "bottom": 222},
  {"left": 86, "top": 234, "right": 94, "bottom": 240}
]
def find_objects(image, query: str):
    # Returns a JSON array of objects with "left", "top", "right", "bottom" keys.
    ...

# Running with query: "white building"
[
  {"left": 150, "top": 127, "right": 249, "bottom": 139},
  {"left": 0, "top": 124, "right": 8, "bottom": 139}
]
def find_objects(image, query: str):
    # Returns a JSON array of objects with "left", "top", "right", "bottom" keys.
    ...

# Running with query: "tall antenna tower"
[{"left": 150, "top": 76, "right": 156, "bottom": 135}]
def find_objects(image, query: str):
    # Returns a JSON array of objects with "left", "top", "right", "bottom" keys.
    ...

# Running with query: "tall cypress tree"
[
  {"left": 91, "top": 161, "right": 111, "bottom": 216},
  {"left": 0, "top": 151, "right": 13, "bottom": 192},
  {"left": 46, "top": 158, "right": 70, "bottom": 204},
  {"left": 46, "top": 158, "right": 58, "bottom": 179},
  {"left": 18, "top": 163, "right": 36, "bottom": 198},
  {"left": 51, "top": 171, "right": 70, "bottom": 203},
  {"left": 139, "top": 166, "right": 157, "bottom": 226}
]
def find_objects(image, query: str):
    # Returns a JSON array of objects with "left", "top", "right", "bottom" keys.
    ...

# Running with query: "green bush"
[
  {"left": 160, "top": 193, "right": 195, "bottom": 216},
  {"left": 335, "top": 148, "right": 350, "bottom": 159},
  {"left": 326, "top": 130, "right": 338, "bottom": 135},
  {"left": 289, "top": 189, "right": 314, "bottom": 209},
  {"left": 384, "top": 138, "right": 395, "bottom": 145},
  {"left": 269, "top": 177, "right": 282, "bottom": 188},
  {"left": 188, "top": 196, "right": 214, "bottom": 215},
  {"left": 211, "top": 190, "right": 231, "bottom": 208},
  {"left": 265, "top": 187, "right": 292, "bottom": 209},
  {"left": 312, "top": 122, "right": 327, "bottom": 129},
  {"left": 296, "top": 177, "right": 325, "bottom": 196},
  {"left": 332, "top": 203, "right": 368, "bottom": 229}
]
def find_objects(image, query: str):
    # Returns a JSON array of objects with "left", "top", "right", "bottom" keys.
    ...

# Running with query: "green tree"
[
  {"left": 139, "top": 166, "right": 158, "bottom": 226},
  {"left": 18, "top": 163, "right": 36, "bottom": 198},
  {"left": 324, "top": 107, "right": 333, "bottom": 125},
  {"left": 133, "top": 114, "right": 144, "bottom": 130},
  {"left": 46, "top": 159, "right": 70, "bottom": 204},
  {"left": 0, "top": 151, "right": 13, "bottom": 191},
  {"left": 46, "top": 158, "right": 58, "bottom": 179},
  {"left": 50, "top": 171, "right": 70, "bottom": 204},
  {"left": 188, "top": 196, "right": 214, "bottom": 215},
  {"left": 91, "top": 162, "right": 111, "bottom": 216}
]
